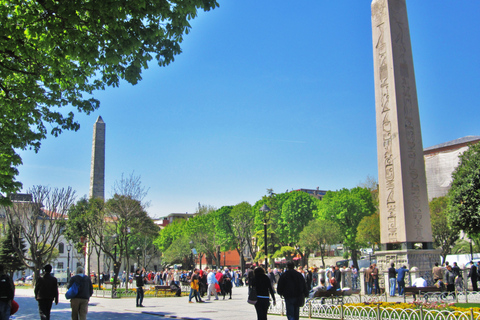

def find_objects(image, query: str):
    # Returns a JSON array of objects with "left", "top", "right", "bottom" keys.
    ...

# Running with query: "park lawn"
[{"left": 454, "top": 303, "right": 480, "bottom": 309}]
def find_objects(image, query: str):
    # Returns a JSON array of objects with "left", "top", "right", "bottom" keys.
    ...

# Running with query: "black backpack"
[{"left": 0, "top": 274, "right": 14, "bottom": 300}]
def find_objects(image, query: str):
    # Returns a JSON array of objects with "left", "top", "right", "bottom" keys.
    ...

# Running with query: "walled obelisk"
[
  {"left": 89, "top": 116, "right": 105, "bottom": 200},
  {"left": 371, "top": 0, "right": 438, "bottom": 271}
]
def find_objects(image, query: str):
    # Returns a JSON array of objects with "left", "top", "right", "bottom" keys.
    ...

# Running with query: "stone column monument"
[
  {"left": 371, "top": 0, "right": 439, "bottom": 273},
  {"left": 89, "top": 116, "right": 105, "bottom": 200}
]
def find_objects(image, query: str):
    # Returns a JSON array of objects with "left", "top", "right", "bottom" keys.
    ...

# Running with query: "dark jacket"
[
  {"left": 135, "top": 272, "right": 145, "bottom": 287},
  {"left": 388, "top": 267, "right": 397, "bottom": 279},
  {"left": 469, "top": 265, "right": 478, "bottom": 280},
  {"left": 0, "top": 273, "right": 15, "bottom": 301},
  {"left": 253, "top": 274, "right": 275, "bottom": 299},
  {"left": 68, "top": 274, "right": 93, "bottom": 300},
  {"left": 35, "top": 273, "right": 59, "bottom": 303},
  {"left": 277, "top": 269, "right": 308, "bottom": 299}
]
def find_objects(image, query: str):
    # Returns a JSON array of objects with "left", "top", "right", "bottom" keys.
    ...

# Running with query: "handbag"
[
  {"left": 247, "top": 285, "right": 258, "bottom": 305},
  {"left": 65, "top": 281, "right": 79, "bottom": 299}
]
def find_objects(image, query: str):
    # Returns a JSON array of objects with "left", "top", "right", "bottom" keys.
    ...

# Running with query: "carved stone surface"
[
  {"left": 371, "top": 0, "right": 432, "bottom": 245},
  {"left": 89, "top": 116, "right": 105, "bottom": 200}
]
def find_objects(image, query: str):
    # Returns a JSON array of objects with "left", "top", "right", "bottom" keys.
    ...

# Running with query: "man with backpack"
[
  {"left": 35, "top": 264, "right": 59, "bottom": 320},
  {"left": 0, "top": 264, "right": 15, "bottom": 320},
  {"left": 67, "top": 266, "right": 93, "bottom": 320}
]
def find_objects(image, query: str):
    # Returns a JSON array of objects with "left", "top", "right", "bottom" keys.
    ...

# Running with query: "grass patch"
[{"left": 454, "top": 303, "right": 480, "bottom": 309}]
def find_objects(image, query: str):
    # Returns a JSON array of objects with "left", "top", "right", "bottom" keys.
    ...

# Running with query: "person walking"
[
  {"left": 388, "top": 263, "right": 397, "bottom": 297},
  {"left": 251, "top": 267, "right": 276, "bottom": 320},
  {"left": 206, "top": 269, "right": 219, "bottom": 301},
  {"left": 35, "top": 264, "right": 59, "bottom": 320},
  {"left": 277, "top": 262, "right": 307, "bottom": 320},
  {"left": 0, "top": 264, "right": 15, "bottom": 320},
  {"left": 188, "top": 269, "right": 203, "bottom": 303},
  {"left": 135, "top": 267, "right": 146, "bottom": 307},
  {"left": 67, "top": 266, "right": 93, "bottom": 320}
]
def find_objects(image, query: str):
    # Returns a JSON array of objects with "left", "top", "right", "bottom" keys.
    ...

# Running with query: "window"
[
  {"left": 57, "top": 262, "right": 64, "bottom": 270},
  {"left": 58, "top": 243, "right": 64, "bottom": 254}
]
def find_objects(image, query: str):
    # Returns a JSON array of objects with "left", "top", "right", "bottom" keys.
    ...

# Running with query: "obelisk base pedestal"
[{"left": 375, "top": 249, "right": 441, "bottom": 272}]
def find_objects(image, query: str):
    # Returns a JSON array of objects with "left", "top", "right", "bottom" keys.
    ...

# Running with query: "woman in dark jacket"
[{"left": 252, "top": 267, "right": 276, "bottom": 320}]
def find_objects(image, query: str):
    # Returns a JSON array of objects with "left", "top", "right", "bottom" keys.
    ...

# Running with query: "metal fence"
[{"left": 269, "top": 294, "right": 480, "bottom": 320}]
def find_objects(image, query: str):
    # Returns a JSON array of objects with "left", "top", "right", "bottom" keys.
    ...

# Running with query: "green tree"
[
  {"left": 448, "top": 143, "right": 480, "bottom": 238},
  {"left": 229, "top": 202, "right": 254, "bottom": 272},
  {"left": 355, "top": 213, "right": 380, "bottom": 249},
  {"left": 429, "top": 196, "right": 459, "bottom": 264},
  {"left": 162, "top": 236, "right": 191, "bottom": 266},
  {"left": 278, "top": 191, "right": 318, "bottom": 266},
  {"left": 154, "top": 220, "right": 187, "bottom": 253},
  {"left": 298, "top": 219, "right": 341, "bottom": 268},
  {"left": 315, "top": 187, "right": 375, "bottom": 268},
  {"left": 0, "top": 0, "right": 219, "bottom": 198},
  {"left": 0, "top": 225, "right": 27, "bottom": 276}
]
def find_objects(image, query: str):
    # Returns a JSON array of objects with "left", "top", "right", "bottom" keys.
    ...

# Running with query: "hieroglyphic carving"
[{"left": 373, "top": 0, "right": 397, "bottom": 242}]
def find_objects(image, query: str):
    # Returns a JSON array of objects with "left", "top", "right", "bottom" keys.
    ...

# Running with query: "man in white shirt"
[
  {"left": 412, "top": 276, "right": 427, "bottom": 287},
  {"left": 206, "top": 269, "right": 219, "bottom": 301}
]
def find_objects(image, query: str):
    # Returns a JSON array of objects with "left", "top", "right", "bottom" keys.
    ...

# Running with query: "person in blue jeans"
[
  {"left": 396, "top": 265, "right": 409, "bottom": 296},
  {"left": 388, "top": 263, "right": 397, "bottom": 297}
]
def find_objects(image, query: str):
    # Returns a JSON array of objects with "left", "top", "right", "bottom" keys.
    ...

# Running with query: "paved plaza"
[{"left": 11, "top": 285, "right": 285, "bottom": 320}]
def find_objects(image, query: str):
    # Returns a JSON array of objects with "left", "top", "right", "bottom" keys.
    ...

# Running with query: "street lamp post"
[
  {"left": 67, "top": 244, "right": 72, "bottom": 284},
  {"left": 112, "top": 234, "right": 118, "bottom": 298},
  {"left": 259, "top": 204, "right": 270, "bottom": 268}
]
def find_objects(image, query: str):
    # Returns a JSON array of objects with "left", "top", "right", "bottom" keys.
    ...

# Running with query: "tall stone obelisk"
[
  {"left": 89, "top": 116, "right": 105, "bottom": 200},
  {"left": 371, "top": 0, "right": 438, "bottom": 271}
]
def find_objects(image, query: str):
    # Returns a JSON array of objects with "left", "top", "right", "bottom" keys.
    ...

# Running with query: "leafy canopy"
[
  {"left": 0, "top": 0, "right": 218, "bottom": 198},
  {"left": 448, "top": 143, "right": 480, "bottom": 236}
]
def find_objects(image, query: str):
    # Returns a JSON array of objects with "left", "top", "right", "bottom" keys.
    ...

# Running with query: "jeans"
[
  {"left": 373, "top": 278, "right": 380, "bottom": 294},
  {"left": 366, "top": 282, "right": 372, "bottom": 295},
  {"left": 0, "top": 300, "right": 11, "bottom": 320},
  {"left": 136, "top": 286, "right": 144, "bottom": 306},
  {"left": 398, "top": 279, "right": 405, "bottom": 295},
  {"left": 189, "top": 288, "right": 200, "bottom": 302},
  {"left": 254, "top": 298, "right": 270, "bottom": 320},
  {"left": 352, "top": 276, "right": 358, "bottom": 290},
  {"left": 284, "top": 297, "right": 300, "bottom": 320},
  {"left": 389, "top": 278, "right": 396, "bottom": 296}
]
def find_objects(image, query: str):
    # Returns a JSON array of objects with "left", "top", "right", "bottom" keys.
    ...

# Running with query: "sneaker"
[
  {"left": 198, "top": 300, "right": 204, "bottom": 303},
  {"left": 189, "top": 301, "right": 194, "bottom": 303}
]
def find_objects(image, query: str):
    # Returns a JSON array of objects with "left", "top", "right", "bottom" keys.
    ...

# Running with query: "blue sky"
[{"left": 17, "top": 1, "right": 480, "bottom": 218}]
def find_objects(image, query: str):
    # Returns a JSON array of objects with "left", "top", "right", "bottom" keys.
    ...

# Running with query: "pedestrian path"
[{"left": 11, "top": 285, "right": 285, "bottom": 320}]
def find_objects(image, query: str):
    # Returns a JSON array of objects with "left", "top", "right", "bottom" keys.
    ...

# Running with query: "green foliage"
[
  {"left": 298, "top": 219, "right": 341, "bottom": 267},
  {"left": 0, "top": 0, "right": 219, "bottom": 196},
  {"left": 315, "top": 187, "right": 375, "bottom": 266},
  {"left": 448, "top": 143, "right": 480, "bottom": 236},
  {"left": 162, "top": 236, "right": 190, "bottom": 265},
  {"left": 154, "top": 220, "right": 186, "bottom": 252},
  {"left": 0, "top": 225, "right": 27, "bottom": 275},
  {"left": 429, "top": 196, "right": 459, "bottom": 263},
  {"left": 355, "top": 213, "right": 380, "bottom": 248},
  {"left": 278, "top": 191, "right": 317, "bottom": 245}
]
